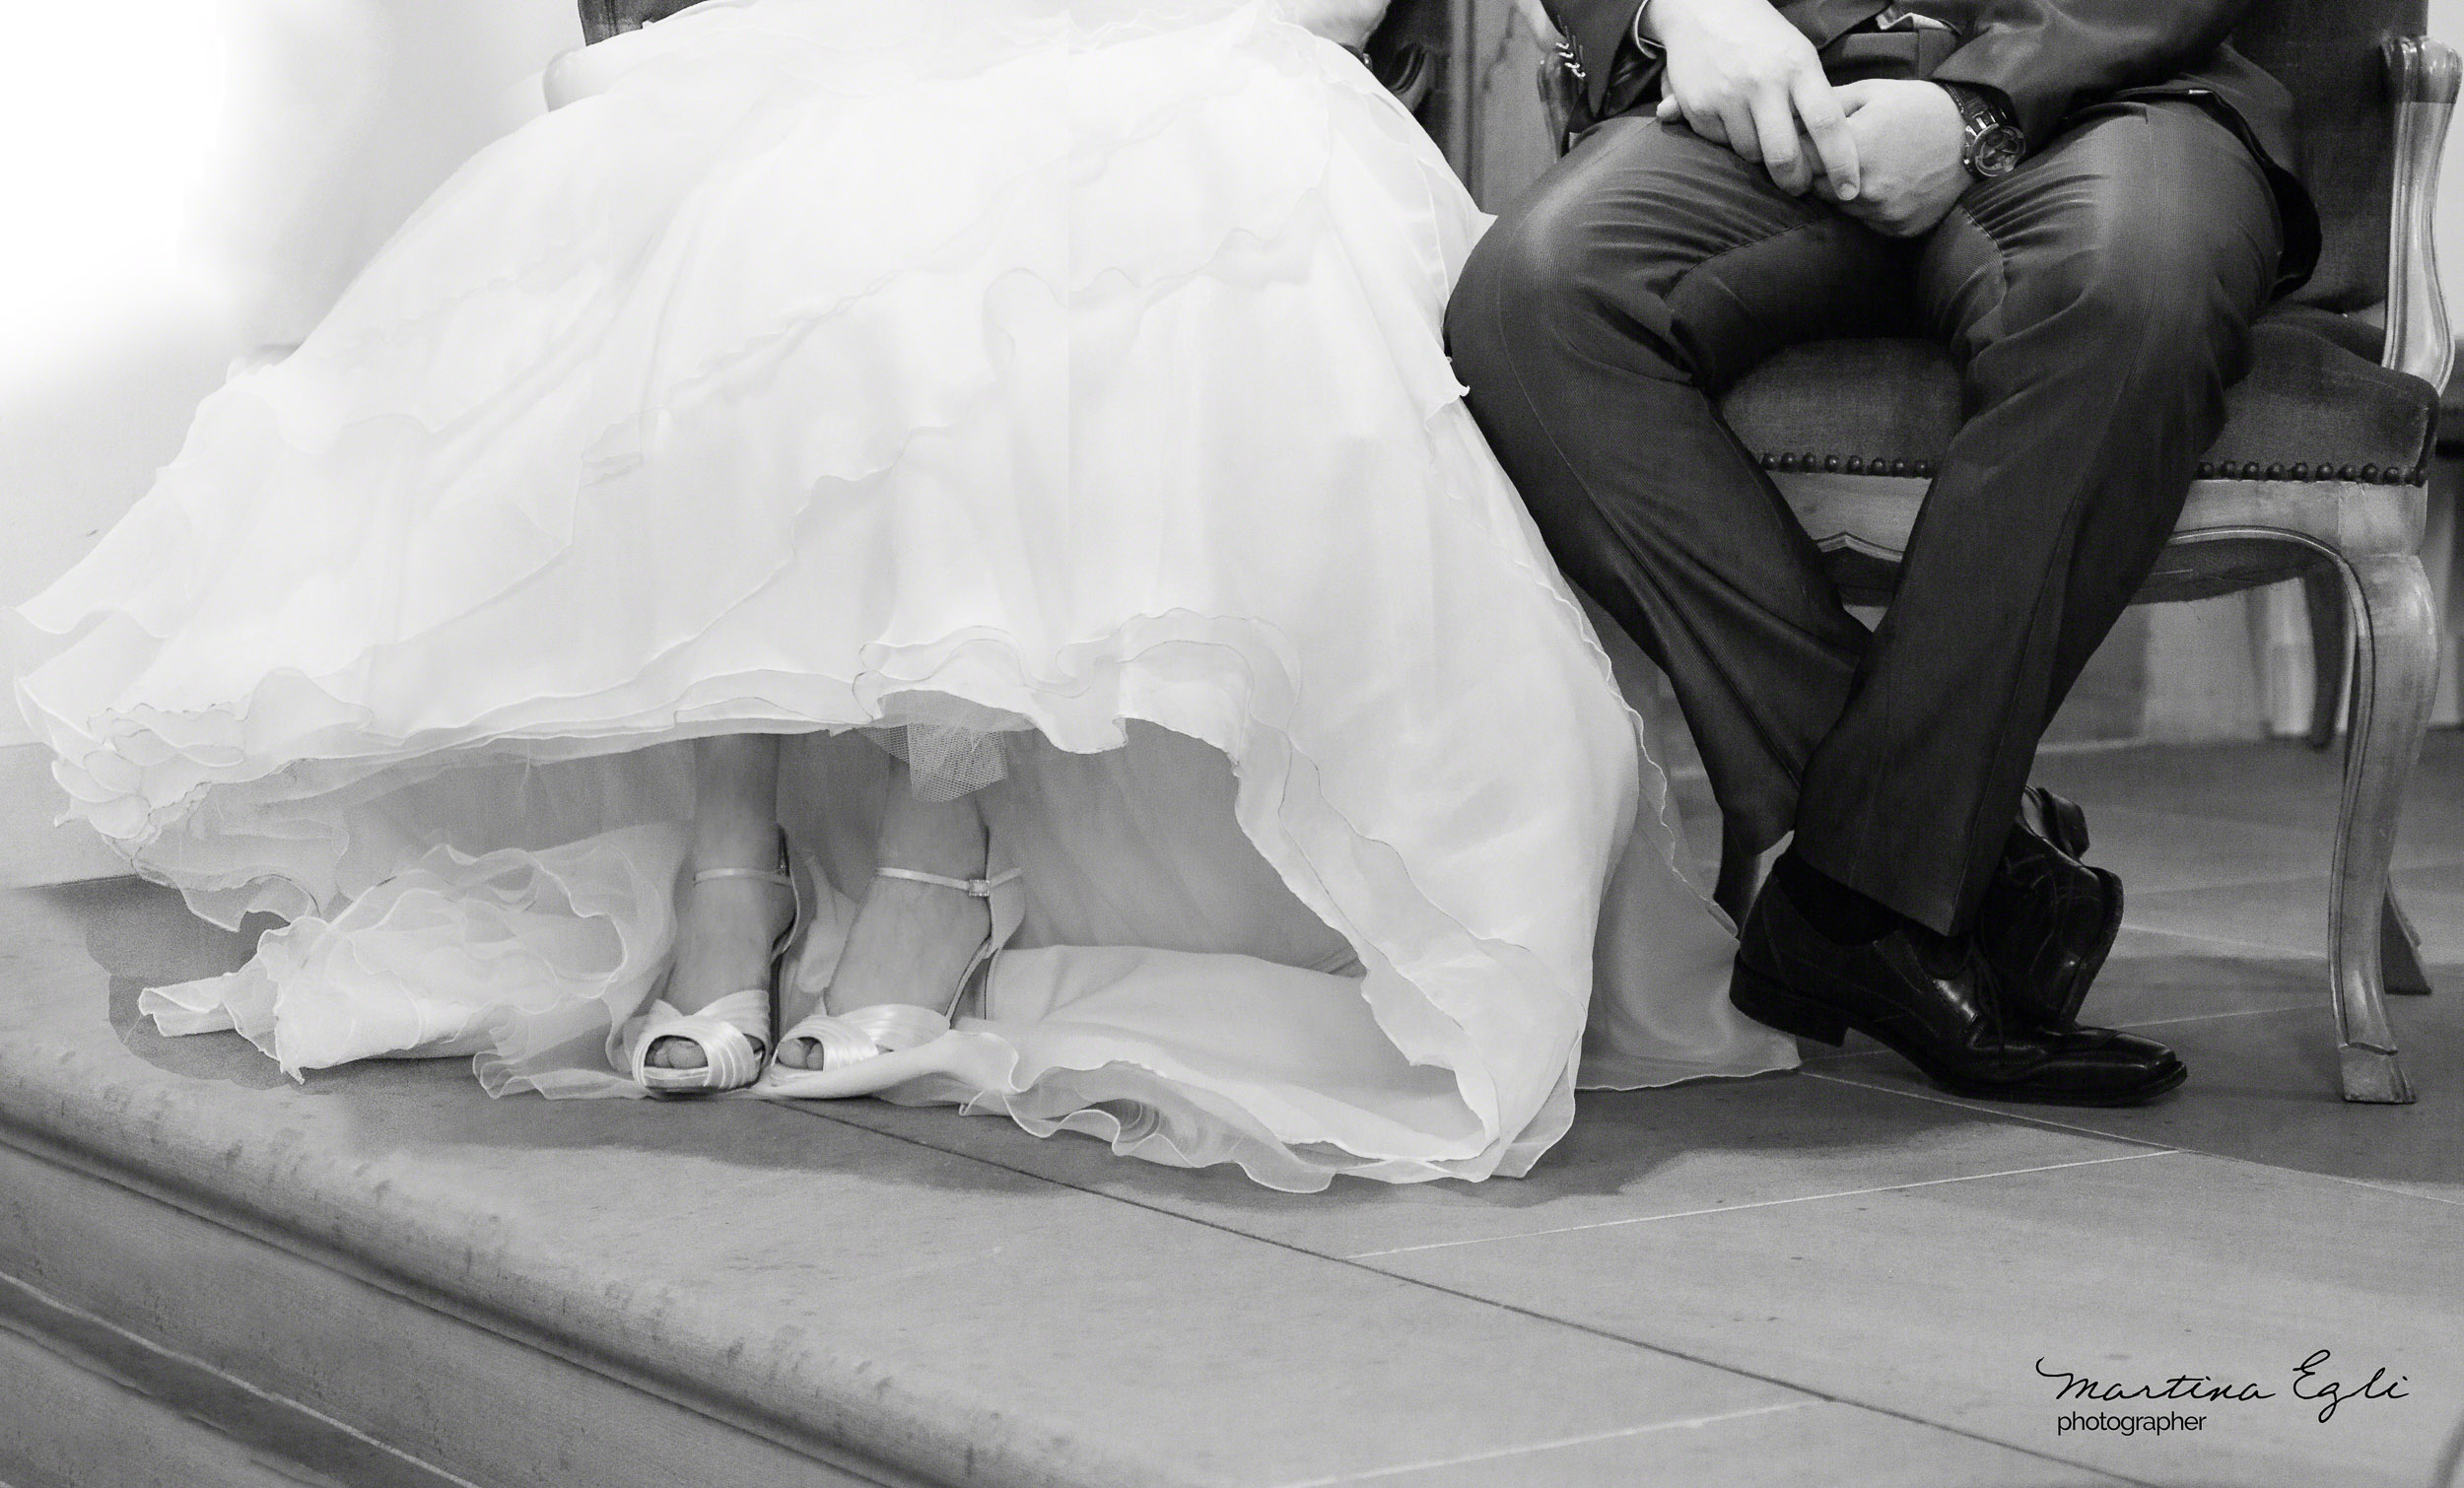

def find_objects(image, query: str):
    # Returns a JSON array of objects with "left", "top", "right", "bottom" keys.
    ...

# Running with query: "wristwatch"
[{"left": 1939, "top": 82, "right": 2024, "bottom": 179}]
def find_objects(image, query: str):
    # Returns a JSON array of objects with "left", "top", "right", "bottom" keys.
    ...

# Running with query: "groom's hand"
[
  {"left": 1646, "top": 0, "right": 1859, "bottom": 201},
  {"left": 1811, "top": 79, "right": 1968, "bottom": 237}
]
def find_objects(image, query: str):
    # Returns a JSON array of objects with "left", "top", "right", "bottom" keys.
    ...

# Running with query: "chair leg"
[
  {"left": 2326, "top": 551, "right": 2438, "bottom": 1103},
  {"left": 2383, "top": 888, "right": 2434, "bottom": 996},
  {"left": 2303, "top": 566, "right": 2350, "bottom": 749}
]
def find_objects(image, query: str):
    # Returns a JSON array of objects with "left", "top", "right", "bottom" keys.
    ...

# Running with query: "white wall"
[{"left": 0, "top": 0, "right": 581, "bottom": 745}]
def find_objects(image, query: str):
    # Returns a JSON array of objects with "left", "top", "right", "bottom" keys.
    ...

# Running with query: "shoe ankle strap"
[
  {"left": 694, "top": 865, "right": 795, "bottom": 889},
  {"left": 875, "top": 865, "right": 1022, "bottom": 898}
]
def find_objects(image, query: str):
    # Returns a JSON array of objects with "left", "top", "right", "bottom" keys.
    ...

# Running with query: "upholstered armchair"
[{"left": 1546, "top": 2, "right": 2455, "bottom": 1102}]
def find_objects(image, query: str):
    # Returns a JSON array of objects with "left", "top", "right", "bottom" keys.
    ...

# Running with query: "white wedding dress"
[{"left": 11, "top": 0, "right": 1792, "bottom": 1188}]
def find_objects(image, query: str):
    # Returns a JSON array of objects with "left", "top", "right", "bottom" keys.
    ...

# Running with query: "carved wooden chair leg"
[
  {"left": 2302, "top": 565, "right": 2350, "bottom": 750},
  {"left": 1712, "top": 820, "right": 1763, "bottom": 925},
  {"left": 2326, "top": 550, "right": 2438, "bottom": 1103},
  {"left": 2382, "top": 888, "right": 2434, "bottom": 996}
]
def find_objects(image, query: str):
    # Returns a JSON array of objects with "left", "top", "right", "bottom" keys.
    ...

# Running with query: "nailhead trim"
[{"left": 1760, "top": 453, "right": 2422, "bottom": 483}]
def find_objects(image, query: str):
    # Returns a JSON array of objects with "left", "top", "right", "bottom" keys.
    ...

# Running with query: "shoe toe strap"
[
  {"left": 634, "top": 988, "right": 771, "bottom": 1087},
  {"left": 785, "top": 1002, "right": 951, "bottom": 1068}
]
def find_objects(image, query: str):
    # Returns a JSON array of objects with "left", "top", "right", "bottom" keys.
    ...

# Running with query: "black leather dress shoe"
[
  {"left": 1974, "top": 787, "right": 2123, "bottom": 1030},
  {"left": 1730, "top": 876, "right": 2185, "bottom": 1107}
]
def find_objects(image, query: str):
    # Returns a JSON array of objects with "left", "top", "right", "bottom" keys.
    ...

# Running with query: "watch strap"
[
  {"left": 1937, "top": 82, "right": 2002, "bottom": 130},
  {"left": 1629, "top": 0, "right": 1662, "bottom": 58}
]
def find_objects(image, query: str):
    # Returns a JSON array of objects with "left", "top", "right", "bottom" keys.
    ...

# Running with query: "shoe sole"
[
  {"left": 639, "top": 1061, "right": 769, "bottom": 1099},
  {"left": 1731, "top": 962, "right": 2186, "bottom": 1108}
]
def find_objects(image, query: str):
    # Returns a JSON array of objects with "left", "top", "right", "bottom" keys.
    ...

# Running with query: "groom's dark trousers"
[{"left": 1447, "top": 22, "right": 2302, "bottom": 936}]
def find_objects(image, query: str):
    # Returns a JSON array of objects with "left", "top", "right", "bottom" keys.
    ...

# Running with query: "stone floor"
[{"left": 1, "top": 736, "right": 2460, "bottom": 1487}]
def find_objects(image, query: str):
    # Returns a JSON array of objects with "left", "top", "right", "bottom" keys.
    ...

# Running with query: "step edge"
[
  {"left": 0, "top": 1276, "right": 434, "bottom": 1488},
  {"left": 0, "top": 1119, "right": 998, "bottom": 1488}
]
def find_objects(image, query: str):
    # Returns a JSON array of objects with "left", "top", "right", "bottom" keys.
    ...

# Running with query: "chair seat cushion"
[{"left": 1718, "top": 305, "right": 2436, "bottom": 486}]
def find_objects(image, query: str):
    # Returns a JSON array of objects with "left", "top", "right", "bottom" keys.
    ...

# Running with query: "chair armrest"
[
  {"left": 579, "top": 0, "right": 622, "bottom": 45},
  {"left": 579, "top": 0, "right": 700, "bottom": 45},
  {"left": 2382, "top": 34, "right": 2461, "bottom": 392}
]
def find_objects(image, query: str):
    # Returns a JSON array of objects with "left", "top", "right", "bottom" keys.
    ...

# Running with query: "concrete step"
[
  {"left": 0, "top": 1311, "right": 344, "bottom": 1488},
  {"left": 0, "top": 1133, "right": 905, "bottom": 1488},
  {"left": 0, "top": 816, "right": 1931, "bottom": 1488},
  {"left": 0, "top": 876, "right": 1025, "bottom": 1488}
]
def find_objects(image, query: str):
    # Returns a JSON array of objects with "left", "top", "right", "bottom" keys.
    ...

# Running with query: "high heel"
[
  {"left": 629, "top": 858, "right": 802, "bottom": 1096},
  {"left": 760, "top": 862, "right": 1023, "bottom": 1099}
]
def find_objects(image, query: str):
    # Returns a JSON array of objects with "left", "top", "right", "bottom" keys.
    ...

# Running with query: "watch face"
[{"left": 1972, "top": 126, "right": 2024, "bottom": 178}]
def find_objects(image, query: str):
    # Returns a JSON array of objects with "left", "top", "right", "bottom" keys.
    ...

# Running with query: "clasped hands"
[{"left": 1646, "top": 0, "right": 1970, "bottom": 237}]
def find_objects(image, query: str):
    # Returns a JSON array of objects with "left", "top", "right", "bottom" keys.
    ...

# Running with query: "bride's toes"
[
  {"left": 774, "top": 1034, "right": 822, "bottom": 1070},
  {"left": 644, "top": 1034, "right": 709, "bottom": 1070}
]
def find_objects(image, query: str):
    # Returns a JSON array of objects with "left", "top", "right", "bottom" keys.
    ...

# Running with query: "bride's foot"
[
  {"left": 776, "top": 788, "right": 990, "bottom": 1071},
  {"left": 645, "top": 856, "right": 796, "bottom": 1071}
]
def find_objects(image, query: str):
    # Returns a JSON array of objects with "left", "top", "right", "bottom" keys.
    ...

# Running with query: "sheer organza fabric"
[{"left": 12, "top": 0, "right": 1793, "bottom": 1188}]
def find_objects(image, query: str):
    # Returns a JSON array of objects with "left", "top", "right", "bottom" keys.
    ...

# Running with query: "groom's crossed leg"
[
  {"left": 1450, "top": 102, "right": 2277, "bottom": 929},
  {"left": 1449, "top": 101, "right": 2280, "bottom": 1100}
]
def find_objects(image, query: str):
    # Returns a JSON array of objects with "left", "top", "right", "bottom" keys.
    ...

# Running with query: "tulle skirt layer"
[{"left": 12, "top": 0, "right": 1793, "bottom": 1188}]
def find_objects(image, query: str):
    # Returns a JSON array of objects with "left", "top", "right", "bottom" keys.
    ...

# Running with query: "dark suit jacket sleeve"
[
  {"left": 1932, "top": 0, "right": 2257, "bottom": 145},
  {"left": 1549, "top": 0, "right": 1649, "bottom": 109}
]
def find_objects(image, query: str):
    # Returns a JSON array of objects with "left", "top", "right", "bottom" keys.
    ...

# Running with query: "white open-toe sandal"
[
  {"left": 760, "top": 862, "right": 1023, "bottom": 1099},
  {"left": 629, "top": 860, "right": 802, "bottom": 1096}
]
